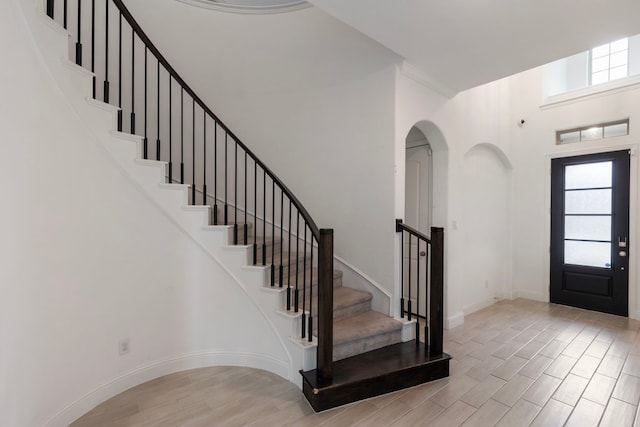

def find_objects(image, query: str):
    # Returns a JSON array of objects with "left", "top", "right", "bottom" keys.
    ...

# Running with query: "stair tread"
[
  {"left": 333, "top": 311, "right": 402, "bottom": 345},
  {"left": 333, "top": 287, "right": 371, "bottom": 310}
]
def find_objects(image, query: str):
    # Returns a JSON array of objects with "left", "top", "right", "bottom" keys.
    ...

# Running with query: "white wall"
[
  {"left": 395, "top": 69, "right": 516, "bottom": 326},
  {"left": 122, "top": 0, "right": 402, "bottom": 295},
  {"left": 2, "top": 1, "right": 292, "bottom": 425},
  {"left": 447, "top": 65, "right": 640, "bottom": 318},
  {"left": 462, "top": 145, "right": 512, "bottom": 309}
]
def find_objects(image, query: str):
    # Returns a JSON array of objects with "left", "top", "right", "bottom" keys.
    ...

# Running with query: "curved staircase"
[{"left": 38, "top": 0, "right": 450, "bottom": 414}]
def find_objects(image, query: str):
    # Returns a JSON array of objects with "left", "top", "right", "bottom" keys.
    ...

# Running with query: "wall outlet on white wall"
[
  {"left": 119, "top": 338, "right": 130, "bottom": 356},
  {"left": 485, "top": 280, "right": 489, "bottom": 289}
]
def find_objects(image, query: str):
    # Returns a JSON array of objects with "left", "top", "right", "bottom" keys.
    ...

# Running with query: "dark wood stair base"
[{"left": 300, "top": 341, "right": 451, "bottom": 412}]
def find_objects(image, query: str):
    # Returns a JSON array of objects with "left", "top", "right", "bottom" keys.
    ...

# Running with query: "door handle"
[{"left": 420, "top": 251, "right": 426, "bottom": 257}]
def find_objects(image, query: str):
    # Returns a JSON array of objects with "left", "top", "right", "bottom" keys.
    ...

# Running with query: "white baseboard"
[
  {"left": 44, "top": 352, "right": 289, "bottom": 427},
  {"left": 446, "top": 311, "right": 464, "bottom": 329},
  {"left": 463, "top": 298, "right": 496, "bottom": 316},
  {"left": 513, "top": 289, "right": 548, "bottom": 302}
]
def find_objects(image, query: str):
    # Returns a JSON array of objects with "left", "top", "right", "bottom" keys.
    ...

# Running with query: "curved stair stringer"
[{"left": 20, "top": 0, "right": 317, "bottom": 386}]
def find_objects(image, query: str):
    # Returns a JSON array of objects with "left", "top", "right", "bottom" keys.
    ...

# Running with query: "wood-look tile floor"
[{"left": 72, "top": 299, "right": 640, "bottom": 426}]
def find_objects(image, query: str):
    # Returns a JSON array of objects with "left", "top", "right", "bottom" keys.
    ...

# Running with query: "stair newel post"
[
  {"left": 429, "top": 227, "right": 444, "bottom": 356},
  {"left": 318, "top": 228, "right": 334, "bottom": 380},
  {"left": 424, "top": 243, "right": 430, "bottom": 350},
  {"left": 396, "top": 219, "right": 405, "bottom": 318}
]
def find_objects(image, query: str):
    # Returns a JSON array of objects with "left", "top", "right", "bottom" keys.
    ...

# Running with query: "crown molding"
[{"left": 176, "top": 0, "right": 312, "bottom": 14}]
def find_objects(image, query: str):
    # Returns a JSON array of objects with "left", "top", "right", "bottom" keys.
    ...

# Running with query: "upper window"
[
  {"left": 591, "top": 38, "right": 629, "bottom": 86},
  {"left": 543, "top": 34, "right": 640, "bottom": 100},
  {"left": 557, "top": 119, "right": 629, "bottom": 145}
]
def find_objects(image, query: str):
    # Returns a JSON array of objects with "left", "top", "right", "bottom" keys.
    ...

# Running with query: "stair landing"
[{"left": 301, "top": 341, "right": 451, "bottom": 412}]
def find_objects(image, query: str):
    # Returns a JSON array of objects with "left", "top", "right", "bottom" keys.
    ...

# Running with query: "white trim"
[
  {"left": 43, "top": 351, "right": 289, "bottom": 427},
  {"left": 463, "top": 298, "right": 495, "bottom": 316},
  {"left": 446, "top": 311, "right": 464, "bottom": 329},
  {"left": 514, "top": 289, "right": 548, "bottom": 302},
  {"left": 175, "top": 0, "right": 311, "bottom": 14},
  {"left": 541, "top": 74, "right": 640, "bottom": 110}
]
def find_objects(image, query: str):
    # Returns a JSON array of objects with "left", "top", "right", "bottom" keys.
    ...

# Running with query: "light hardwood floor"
[{"left": 72, "top": 299, "right": 640, "bottom": 426}]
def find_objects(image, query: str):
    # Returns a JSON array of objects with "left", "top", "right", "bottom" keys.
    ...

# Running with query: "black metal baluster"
[
  {"left": 46, "top": 0, "right": 53, "bottom": 19},
  {"left": 192, "top": 99, "right": 196, "bottom": 204},
  {"left": 262, "top": 169, "right": 267, "bottom": 265},
  {"left": 301, "top": 224, "right": 308, "bottom": 339},
  {"left": 143, "top": 47, "right": 147, "bottom": 159},
  {"left": 179, "top": 89, "right": 184, "bottom": 184},
  {"left": 168, "top": 76, "right": 173, "bottom": 181},
  {"left": 270, "top": 179, "right": 275, "bottom": 287},
  {"left": 63, "top": 0, "right": 67, "bottom": 28},
  {"left": 400, "top": 228, "right": 405, "bottom": 318},
  {"left": 279, "top": 189, "right": 284, "bottom": 287},
  {"left": 155, "top": 60, "right": 160, "bottom": 161},
  {"left": 213, "top": 121, "right": 218, "bottom": 225},
  {"left": 75, "top": 0, "right": 82, "bottom": 65},
  {"left": 224, "top": 134, "right": 228, "bottom": 225},
  {"left": 287, "top": 199, "right": 292, "bottom": 311},
  {"left": 103, "top": 0, "right": 109, "bottom": 103},
  {"left": 253, "top": 161, "right": 257, "bottom": 264},
  {"left": 130, "top": 29, "right": 135, "bottom": 134},
  {"left": 234, "top": 142, "right": 238, "bottom": 244},
  {"left": 244, "top": 151, "right": 248, "bottom": 243},
  {"left": 294, "top": 212, "right": 300, "bottom": 312},
  {"left": 408, "top": 233, "right": 412, "bottom": 321},
  {"left": 416, "top": 238, "right": 421, "bottom": 344},
  {"left": 117, "top": 12, "right": 122, "bottom": 131},
  {"left": 202, "top": 110, "right": 207, "bottom": 206},
  {"left": 308, "top": 235, "right": 314, "bottom": 341},
  {"left": 91, "top": 0, "right": 95, "bottom": 98}
]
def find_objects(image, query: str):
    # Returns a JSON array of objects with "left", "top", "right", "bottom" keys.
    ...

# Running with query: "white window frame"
[{"left": 590, "top": 38, "right": 629, "bottom": 86}]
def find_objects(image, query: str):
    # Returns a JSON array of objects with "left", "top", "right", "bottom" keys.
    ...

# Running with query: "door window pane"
[
  {"left": 580, "top": 127, "right": 603, "bottom": 141},
  {"left": 565, "top": 189, "right": 612, "bottom": 214},
  {"left": 565, "top": 216, "right": 611, "bottom": 241},
  {"left": 565, "top": 161, "right": 612, "bottom": 189},
  {"left": 564, "top": 241, "right": 611, "bottom": 268}
]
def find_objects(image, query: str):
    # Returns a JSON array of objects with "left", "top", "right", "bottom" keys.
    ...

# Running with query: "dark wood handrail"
[
  {"left": 110, "top": 0, "right": 320, "bottom": 239},
  {"left": 395, "top": 218, "right": 431, "bottom": 243},
  {"left": 396, "top": 219, "right": 444, "bottom": 355}
]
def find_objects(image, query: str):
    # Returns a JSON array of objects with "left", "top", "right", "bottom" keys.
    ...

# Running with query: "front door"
[{"left": 550, "top": 150, "right": 630, "bottom": 316}]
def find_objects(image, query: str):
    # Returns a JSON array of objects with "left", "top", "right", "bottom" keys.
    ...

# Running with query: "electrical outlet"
[
  {"left": 485, "top": 280, "right": 489, "bottom": 289},
  {"left": 119, "top": 338, "right": 130, "bottom": 356}
]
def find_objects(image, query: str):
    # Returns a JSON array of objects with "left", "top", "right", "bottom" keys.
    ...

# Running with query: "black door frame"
[{"left": 549, "top": 149, "right": 632, "bottom": 316}]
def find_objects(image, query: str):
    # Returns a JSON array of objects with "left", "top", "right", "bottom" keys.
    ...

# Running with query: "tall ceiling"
[{"left": 306, "top": 0, "right": 640, "bottom": 95}]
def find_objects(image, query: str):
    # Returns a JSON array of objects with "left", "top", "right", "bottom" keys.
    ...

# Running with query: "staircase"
[{"left": 39, "top": 0, "right": 450, "bottom": 414}]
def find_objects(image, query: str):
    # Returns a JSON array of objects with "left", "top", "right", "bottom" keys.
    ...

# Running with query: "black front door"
[{"left": 550, "top": 150, "right": 630, "bottom": 316}]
